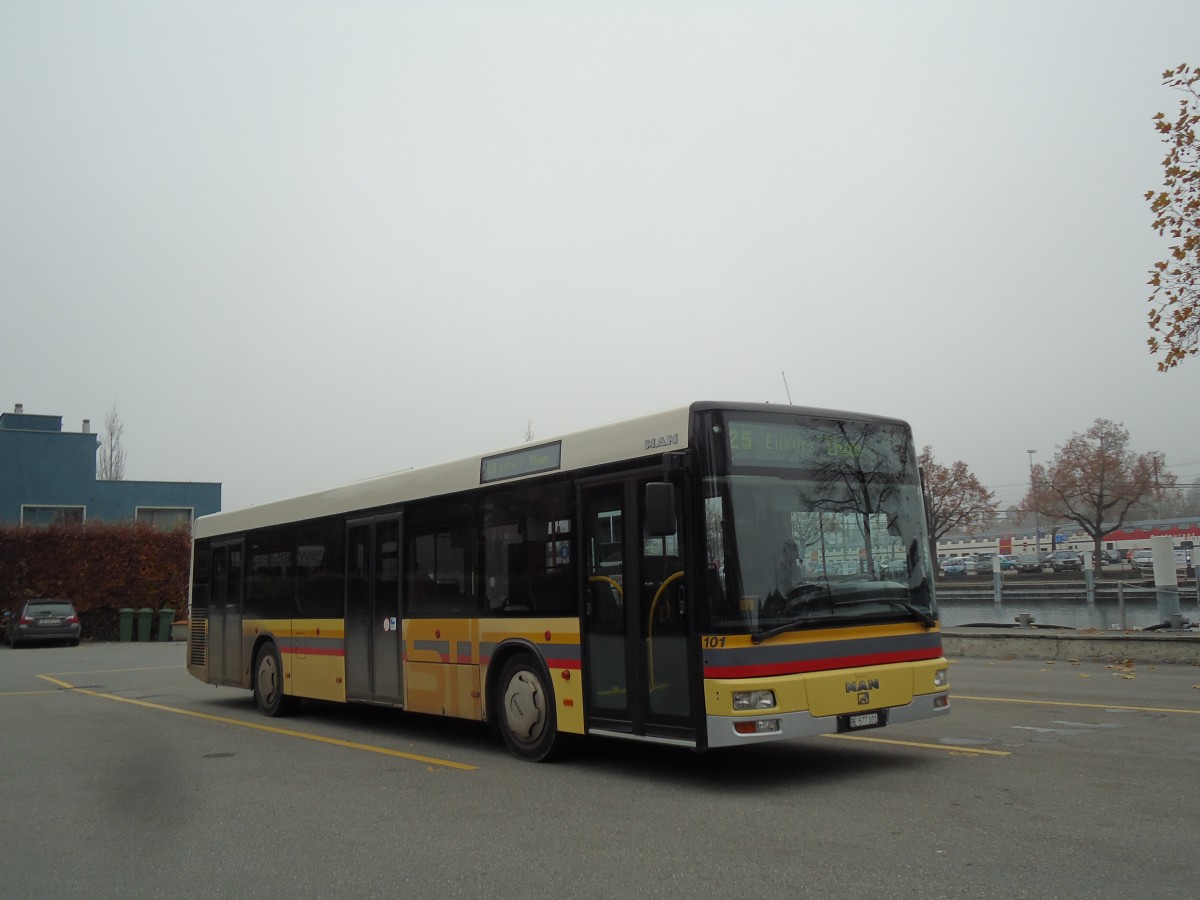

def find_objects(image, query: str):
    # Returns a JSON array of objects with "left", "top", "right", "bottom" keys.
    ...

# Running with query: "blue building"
[{"left": 0, "top": 403, "right": 220, "bottom": 528}]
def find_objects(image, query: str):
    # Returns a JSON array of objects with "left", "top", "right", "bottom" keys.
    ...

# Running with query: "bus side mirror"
[{"left": 645, "top": 482, "right": 677, "bottom": 536}]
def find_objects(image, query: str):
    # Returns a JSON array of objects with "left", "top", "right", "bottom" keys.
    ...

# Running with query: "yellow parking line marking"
[
  {"left": 822, "top": 733, "right": 1011, "bottom": 756},
  {"left": 37, "top": 675, "right": 478, "bottom": 771},
  {"left": 954, "top": 694, "right": 1200, "bottom": 716},
  {"left": 44, "top": 666, "right": 182, "bottom": 676}
]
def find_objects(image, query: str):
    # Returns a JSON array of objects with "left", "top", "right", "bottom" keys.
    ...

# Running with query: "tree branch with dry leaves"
[
  {"left": 918, "top": 447, "right": 997, "bottom": 567},
  {"left": 1147, "top": 63, "right": 1200, "bottom": 370}
]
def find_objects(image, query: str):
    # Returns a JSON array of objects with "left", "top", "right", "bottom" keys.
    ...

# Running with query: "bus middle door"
[{"left": 345, "top": 515, "right": 403, "bottom": 705}]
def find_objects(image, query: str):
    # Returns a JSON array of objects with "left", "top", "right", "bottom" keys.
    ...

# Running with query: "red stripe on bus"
[
  {"left": 703, "top": 648, "right": 942, "bottom": 679},
  {"left": 544, "top": 658, "right": 581, "bottom": 670}
]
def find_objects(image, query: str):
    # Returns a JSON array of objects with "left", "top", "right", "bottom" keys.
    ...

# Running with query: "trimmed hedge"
[{"left": 0, "top": 523, "right": 190, "bottom": 641}]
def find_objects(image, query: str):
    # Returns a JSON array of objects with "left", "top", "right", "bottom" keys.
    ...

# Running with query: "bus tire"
[
  {"left": 496, "top": 654, "right": 561, "bottom": 762},
  {"left": 253, "top": 642, "right": 294, "bottom": 717}
]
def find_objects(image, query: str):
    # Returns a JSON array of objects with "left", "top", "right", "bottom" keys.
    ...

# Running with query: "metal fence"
[{"left": 937, "top": 579, "right": 1199, "bottom": 605}]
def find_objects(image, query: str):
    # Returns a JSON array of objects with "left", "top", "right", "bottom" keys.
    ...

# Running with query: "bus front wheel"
[
  {"left": 253, "top": 642, "right": 294, "bottom": 717},
  {"left": 497, "top": 655, "right": 561, "bottom": 762}
]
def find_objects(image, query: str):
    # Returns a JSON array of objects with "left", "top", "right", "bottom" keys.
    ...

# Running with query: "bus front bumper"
[{"left": 705, "top": 691, "right": 951, "bottom": 749}]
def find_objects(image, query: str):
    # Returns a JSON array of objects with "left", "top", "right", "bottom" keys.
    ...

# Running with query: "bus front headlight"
[
  {"left": 733, "top": 690, "right": 776, "bottom": 711},
  {"left": 933, "top": 668, "right": 949, "bottom": 688}
]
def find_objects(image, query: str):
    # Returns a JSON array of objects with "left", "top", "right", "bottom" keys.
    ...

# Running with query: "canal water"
[{"left": 938, "top": 595, "right": 1200, "bottom": 631}]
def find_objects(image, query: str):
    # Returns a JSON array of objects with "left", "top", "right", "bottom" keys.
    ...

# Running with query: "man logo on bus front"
[{"left": 858, "top": 693, "right": 871, "bottom": 705}]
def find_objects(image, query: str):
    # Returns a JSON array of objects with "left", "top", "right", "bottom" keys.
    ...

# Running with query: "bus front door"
[
  {"left": 345, "top": 515, "right": 403, "bottom": 705},
  {"left": 581, "top": 477, "right": 694, "bottom": 745}
]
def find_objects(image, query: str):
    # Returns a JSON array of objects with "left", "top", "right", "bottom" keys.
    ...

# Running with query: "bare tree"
[
  {"left": 97, "top": 404, "right": 127, "bottom": 481},
  {"left": 1024, "top": 419, "right": 1174, "bottom": 571},
  {"left": 918, "top": 446, "right": 998, "bottom": 565}
]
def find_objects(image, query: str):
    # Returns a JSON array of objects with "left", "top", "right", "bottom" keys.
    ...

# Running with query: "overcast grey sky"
[{"left": 3, "top": 1, "right": 1198, "bottom": 513}]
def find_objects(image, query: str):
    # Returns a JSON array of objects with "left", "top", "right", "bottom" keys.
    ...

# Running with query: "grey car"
[
  {"left": 1015, "top": 553, "right": 1044, "bottom": 573},
  {"left": 5, "top": 599, "right": 81, "bottom": 648},
  {"left": 1048, "top": 550, "right": 1082, "bottom": 572}
]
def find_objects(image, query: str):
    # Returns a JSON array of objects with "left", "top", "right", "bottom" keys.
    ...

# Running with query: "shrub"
[{"left": 0, "top": 523, "right": 190, "bottom": 641}]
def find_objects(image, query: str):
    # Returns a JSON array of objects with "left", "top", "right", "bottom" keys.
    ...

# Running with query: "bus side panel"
[
  {"left": 275, "top": 620, "right": 347, "bottom": 704},
  {"left": 405, "top": 619, "right": 480, "bottom": 718},
  {"left": 405, "top": 662, "right": 480, "bottom": 718},
  {"left": 476, "top": 619, "right": 585, "bottom": 735}
]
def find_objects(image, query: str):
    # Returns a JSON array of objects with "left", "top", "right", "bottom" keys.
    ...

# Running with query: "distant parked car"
[
  {"left": 1048, "top": 550, "right": 1083, "bottom": 572},
  {"left": 1131, "top": 549, "right": 1154, "bottom": 571},
  {"left": 941, "top": 557, "right": 977, "bottom": 576},
  {"left": 5, "top": 599, "right": 81, "bottom": 648},
  {"left": 999, "top": 554, "right": 1019, "bottom": 571},
  {"left": 1101, "top": 549, "right": 1126, "bottom": 565},
  {"left": 975, "top": 553, "right": 996, "bottom": 573},
  {"left": 1015, "top": 553, "right": 1044, "bottom": 573}
]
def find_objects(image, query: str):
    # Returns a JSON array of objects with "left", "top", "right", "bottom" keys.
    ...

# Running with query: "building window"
[
  {"left": 21, "top": 505, "right": 85, "bottom": 527},
  {"left": 136, "top": 507, "right": 194, "bottom": 531}
]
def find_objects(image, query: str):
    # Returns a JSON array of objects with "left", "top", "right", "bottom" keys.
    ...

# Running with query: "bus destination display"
[
  {"left": 480, "top": 441, "right": 562, "bottom": 484},
  {"left": 726, "top": 419, "right": 870, "bottom": 469}
]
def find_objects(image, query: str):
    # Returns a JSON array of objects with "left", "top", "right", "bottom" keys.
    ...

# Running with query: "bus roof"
[
  {"left": 193, "top": 401, "right": 910, "bottom": 540},
  {"left": 195, "top": 404, "right": 692, "bottom": 539}
]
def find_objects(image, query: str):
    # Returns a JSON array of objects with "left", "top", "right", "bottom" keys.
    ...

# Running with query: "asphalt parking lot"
[{"left": 2, "top": 641, "right": 1198, "bottom": 899}]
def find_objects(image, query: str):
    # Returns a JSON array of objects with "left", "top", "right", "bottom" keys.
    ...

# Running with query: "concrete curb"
[{"left": 942, "top": 628, "right": 1200, "bottom": 664}]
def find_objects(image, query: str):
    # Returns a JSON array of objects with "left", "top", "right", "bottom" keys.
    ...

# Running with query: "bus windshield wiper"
[
  {"left": 831, "top": 597, "right": 936, "bottom": 629},
  {"left": 751, "top": 615, "right": 844, "bottom": 644}
]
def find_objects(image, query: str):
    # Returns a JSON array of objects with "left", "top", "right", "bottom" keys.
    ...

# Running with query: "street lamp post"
[{"left": 1027, "top": 450, "right": 1041, "bottom": 558}]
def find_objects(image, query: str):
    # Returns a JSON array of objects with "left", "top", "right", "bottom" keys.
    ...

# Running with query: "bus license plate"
[{"left": 839, "top": 710, "right": 887, "bottom": 732}]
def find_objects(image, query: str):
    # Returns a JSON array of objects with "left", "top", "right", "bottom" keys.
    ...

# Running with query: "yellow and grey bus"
[{"left": 187, "top": 401, "right": 949, "bottom": 761}]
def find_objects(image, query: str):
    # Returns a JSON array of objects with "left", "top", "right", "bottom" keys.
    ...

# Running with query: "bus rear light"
[
  {"left": 734, "top": 718, "right": 781, "bottom": 735},
  {"left": 732, "top": 689, "right": 776, "bottom": 711}
]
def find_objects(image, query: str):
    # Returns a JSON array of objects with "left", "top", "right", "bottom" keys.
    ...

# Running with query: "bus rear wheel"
[
  {"left": 253, "top": 642, "right": 294, "bottom": 717},
  {"left": 497, "top": 655, "right": 561, "bottom": 762}
]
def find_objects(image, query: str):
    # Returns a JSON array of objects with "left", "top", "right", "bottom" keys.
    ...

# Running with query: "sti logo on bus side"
[{"left": 645, "top": 434, "right": 680, "bottom": 450}]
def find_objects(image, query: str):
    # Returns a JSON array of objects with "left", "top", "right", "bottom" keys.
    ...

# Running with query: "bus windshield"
[{"left": 701, "top": 413, "right": 936, "bottom": 635}]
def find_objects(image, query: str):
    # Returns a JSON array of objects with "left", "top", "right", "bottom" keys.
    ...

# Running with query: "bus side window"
[
  {"left": 405, "top": 497, "right": 480, "bottom": 617},
  {"left": 481, "top": 480, "right": 574, "bottom": 616}
]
